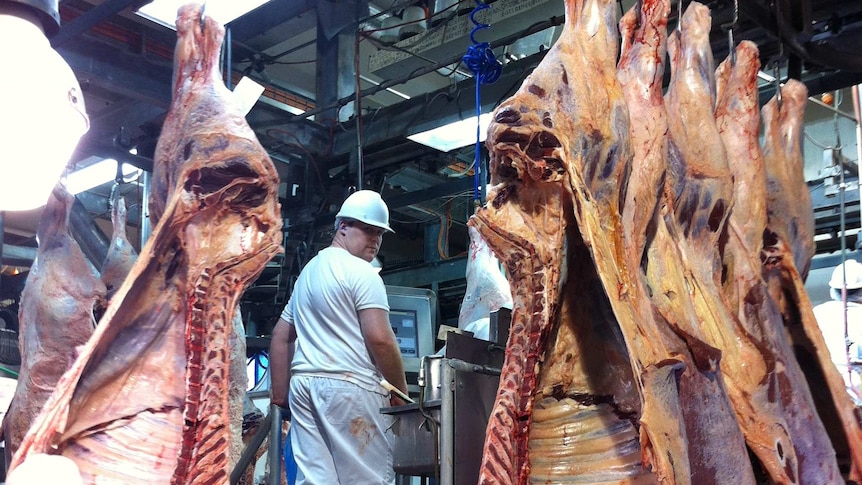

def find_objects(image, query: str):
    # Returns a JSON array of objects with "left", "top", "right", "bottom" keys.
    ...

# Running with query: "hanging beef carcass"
[
  {"left": 8, "top": 4, "right": 283, "bottom": 483},
  {"left": 473, "top": 0, "right": 859, "bottom": 483},
  {"left": 659, "top": 6, "right": 807, "bottom": 483},
  {"left": 762, "top": 83, "right": 817, "bottom": 280},
  {"left": 715, "top": 41, "right": 843, "bottom": 484},
  {"left": 2, "top": 187, "right": 106, "bottom": 461},
  {"left": 619, "top": 1, "right": 756, "bottom": 482},
  {"left": 761, "top": 80, "right": 862, "bottom": 482},
  {"left": 99, "top": 190, "right": 138, "bottom": 302},
  {"left": 472, "top": 0, "right": 748, "bottom": 482},
  {"left": 472, "top": 0, "right": 671, "bottom": 481}
]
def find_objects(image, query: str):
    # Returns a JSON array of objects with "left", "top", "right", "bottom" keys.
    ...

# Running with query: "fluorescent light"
[
  {"left": 757, "top": 71, "right": 776, "bottom": 83},
  {"left": 359, "top": 74, "right": 411, "bottom": 100},
  {"left": 408, "top": 113, "right": 493, "bottom": 152},
  {"left": 65, "top": 159, "right": 142, "bottom": 195},
  {"left": 814, "top": 227, "right": 862, "bottom": 242},
  {"left": 136, "top": 0, "right": 272, "bottom": 29}
]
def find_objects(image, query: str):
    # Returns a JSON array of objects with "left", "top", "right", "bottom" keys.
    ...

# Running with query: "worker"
[
  {"left": 813, "top": 259, "right": 862, "bottom": 405},
  {"left": 269, "top": 190, "right": 409, "bottom": 485}
]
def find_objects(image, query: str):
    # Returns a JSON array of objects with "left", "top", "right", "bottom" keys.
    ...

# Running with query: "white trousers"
[{"left": 289, "top": 375, "right": 395, "bottom": 485}]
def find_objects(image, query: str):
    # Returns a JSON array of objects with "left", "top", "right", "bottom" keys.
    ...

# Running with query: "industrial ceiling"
[{"left": 2, "top": 0, "right": 862, "bottom": 328}]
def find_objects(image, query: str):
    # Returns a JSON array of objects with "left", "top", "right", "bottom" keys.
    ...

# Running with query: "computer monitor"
[
  {"left": 386, "top": 286, "right": 436, "bottom": 376},
  {"left": 390, "top": 309, "right": 419, "bottom": 358}
]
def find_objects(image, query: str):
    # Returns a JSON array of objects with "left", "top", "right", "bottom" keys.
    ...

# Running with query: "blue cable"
[{"left": 462, "top": 0, "right": 502, "bottom": 203}]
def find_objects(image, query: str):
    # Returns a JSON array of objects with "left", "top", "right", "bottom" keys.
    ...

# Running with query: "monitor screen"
[
  {"left": 385, "top": 286, "right": 436, "bottom": 378},
  {"left": 389, "top": 309, "right": 419, "bottom": 358}
]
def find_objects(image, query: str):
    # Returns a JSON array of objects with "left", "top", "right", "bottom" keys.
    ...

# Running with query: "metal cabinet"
[{"left": 383, "top": 330, "right": 504, "bottom": 485}]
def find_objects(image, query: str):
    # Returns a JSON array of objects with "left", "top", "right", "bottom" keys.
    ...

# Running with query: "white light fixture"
[
  {"left": 399, "top": 5, "right": 427, "bottom": 39},
  {"left": 360, "top": 74, "right": 411, "bottom": 100},
  {"left": 407, "top": 112, "right": 493, "bottom": 152},
  {"left": 64, "top": 159, "right": 142, "bottom": 196},
  {"left": 0, "top": 0, "right": 89, "bottom": 211},
  {"left": 378, "top": 15, "right": 401, "bottom": 44},
  {"left": 814, "top": 228, "right": 862, "bottom": 242},
  {"left": 136, "top": 0, "right": 272, "bottom": 29}
]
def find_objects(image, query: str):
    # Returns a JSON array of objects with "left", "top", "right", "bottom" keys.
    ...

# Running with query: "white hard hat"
[
  {"left": 829, "top": 259, "right": 862, "bottom": 290},
  {"left": 335, "top": 190, "right": 394, "bottom": 233}
]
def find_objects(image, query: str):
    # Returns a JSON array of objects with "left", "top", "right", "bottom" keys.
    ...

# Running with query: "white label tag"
[{"left": 233, "top": 76, "right": 265, "bottom": 117}]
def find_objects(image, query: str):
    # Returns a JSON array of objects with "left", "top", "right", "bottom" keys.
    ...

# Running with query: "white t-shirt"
[
  {"left": 813, "top": 299, "right": 862, "bottom": 397},
  {"left": 281, "top": 247, "right": 390, "bottom": 394}
]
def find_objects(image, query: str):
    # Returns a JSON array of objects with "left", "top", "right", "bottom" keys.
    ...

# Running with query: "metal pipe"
[
  {"left": 444, "top": 358, "right": 501, "bottom": 376},
  {"left": 854, "top": 84, "right": 862, "bottom": 251},
  {"left": 229, "top": 410, "right": 273, "bottom": 485},
  {"left": 808, "top": 96, "right": 857, "bottom": 122},
  {"left": 440, "top": 360, "right": 455, "bottom": 485},
  {"left": 354, "top": 33, "right": 364, "bottom": 190},
  {"left": 140, "top": 171, "right": 152, "bottom": 247},
  {"left": 1, "top": 244, "right": 37, "bottom": 263},
  {"left": 69, "top": 198, "right": 109, "bottom": 268},
  {"left": 225, "top": 27, "right": 232, "bottom": 90},
  {"left": 50, "top": 0, "right": 139, "bottom": 47},
  {"left": 268, "top": 403, "right": 283, "bottom": 484},
  {"left": 0, "top": 211, "right": 4, "bottom": 296}
]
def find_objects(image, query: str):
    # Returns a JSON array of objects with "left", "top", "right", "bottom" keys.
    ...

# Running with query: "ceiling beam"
[
  {"left": 69, "top": 199, "right": 110, "bottom": 268},
  {"left": 2, "top": 244, "right": 37, "bottom": 265},
  {"left": 381, "top": 256, "right": 467, "bottom": 287},
  {"left": 227, "top": 0, "right": 317, "bottom": 39},
  {"left": 227, "top": 0, "right": 318, "bottom": 61},
  {"left": 759, "top": 71, "right": 862, "bottom": 105},
  {"left": 59, "top": 37, "right": 173, "bottom": 108},
  {"left": 52, "top": 0, "right": 141, "bottom": 48}
]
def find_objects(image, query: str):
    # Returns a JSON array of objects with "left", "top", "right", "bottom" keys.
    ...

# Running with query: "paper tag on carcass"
[{"left": 233, "top": 76, "right": 265, "bottom": 117}]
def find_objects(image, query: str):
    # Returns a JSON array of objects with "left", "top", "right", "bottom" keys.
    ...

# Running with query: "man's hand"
[
  {"left": 278, "top": 404, "right": 292, "bottom": 421},
  {"left": 270, "top": 393, "right": 288, "bottom": 409}
]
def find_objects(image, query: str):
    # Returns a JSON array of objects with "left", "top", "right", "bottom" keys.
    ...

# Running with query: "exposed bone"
[{"left": 9, "top": 5, "right": 283, "bottom": 484}]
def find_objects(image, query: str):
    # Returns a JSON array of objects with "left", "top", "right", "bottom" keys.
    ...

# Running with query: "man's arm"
[
  {"left": 359, "top": 307, "right": 409, "bottom": 406},
  {"left": 269, "top": 317, "right": 296, "bottom": 408}
]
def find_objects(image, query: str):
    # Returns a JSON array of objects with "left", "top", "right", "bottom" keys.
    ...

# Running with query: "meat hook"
[
  {"left": 720, "top": 0, "right": 738, "bottom": 65},
  {"left": 773, "top": 59, "right": 783, "bottom": 111},
  {"left": 199, "top": 2, "right": 207, "bottom": 33}
]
